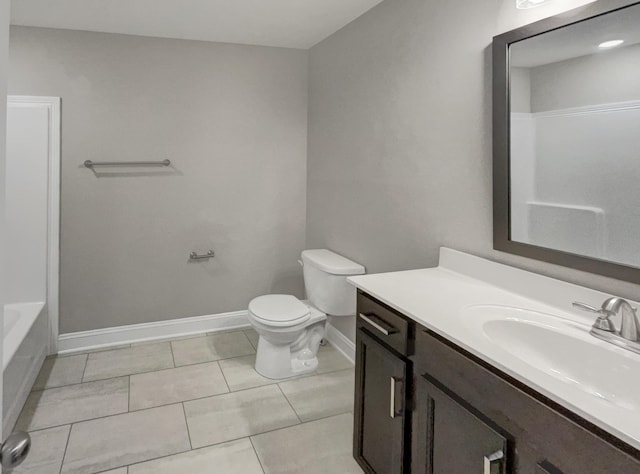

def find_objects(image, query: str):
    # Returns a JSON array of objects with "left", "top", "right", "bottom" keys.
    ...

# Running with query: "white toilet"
[{"left": 248, "top": 249, "right": 365, "bottom": 379}]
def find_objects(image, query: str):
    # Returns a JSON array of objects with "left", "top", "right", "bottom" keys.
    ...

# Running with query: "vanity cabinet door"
[
  {"left": 354, "top": 328, "right": 410, "bottom": 474},
  {"left": 415, "top": 374, "right": 510, "bottom": 474}
]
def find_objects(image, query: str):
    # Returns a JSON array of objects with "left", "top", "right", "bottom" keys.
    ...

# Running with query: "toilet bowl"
[
  {"left": 249, "top": 295, "right": 326, "bottom": 379},
  {"left": 248, "top": 249, "right": 365, "bottom": 379}
]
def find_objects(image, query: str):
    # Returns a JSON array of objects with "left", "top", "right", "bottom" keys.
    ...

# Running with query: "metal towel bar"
[{"left": 84, "top": 159, "right": 171, "bottom": 168}]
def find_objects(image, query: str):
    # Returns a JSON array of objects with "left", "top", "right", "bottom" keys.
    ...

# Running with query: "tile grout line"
[
  {"left": 53, "top": 328, "right": 342, "bottom": 363},
  {"left": 185, "top": 410, "right": 352, "bottom": 452},
  {"left": 109, "top": 445, "right": 192, "bottom": 474},
  {"left": 32, "top": 330, "right": 345, "bottom": 394},
  {"left": 20, "top": 378, "right": 132, "bottom": 433},
  {"left": 119, "top": 436, "right": 262, "bottom": 473},
  {"left": 23, "top": 369, "right": 354, "bottom": 432},
  {"left": 48, "top": 344, "right": 131, "bottom": 360},
  {"left": 176, "top": 382, "right": 356, "bottom": 451},
  {"left": 80, "top": 353, "right": 89, "bottom": 383},
  {"left": 30, "top": 357, "right": 228, "bottom": 394},
  {"left": 215, "top": 360, "right": 232, "bottom": 393},
  {"left": 24, "top": 400, "right": 183, "bottom": 435},
  {"left": 174, "top": 420, "right": 294, "bottom": 454},
  {"left": 124, "top": 447, "right": 210, "bottom": 472},
  {"left": 29, "top": 356, "right": 350, "bottom": 397},
  {"left": 20, "top": 376, "right": 321, "bottom": 434},
  {"left": 33, "top": 406, "right": 198, "bottom": 473},
  {"left": 33, "top": 339, "right": 349, "bottom": 394},
  {"left": 60, "top": 330, "right": 249, "bottom": 374},
  {"left": 248, "top": 410, "right": 354, "bottom": 441},
  {"left": 240, "top": 330, "right": 254, "bottom": 346},
  {"left": 243, "top": 329, "right": 258, "bottom": 350},
  {"left": 169, "top": 341, "right": 177, "bottom": 368},
  {"left": 181, "top": 402, "right": 194, "bottom": 451},
  {"left": 25, "top": 334, "right": 354, "bottom": 471},
  {"left": 57, "top": 328, "right": 252, "bottom": 359},
  {"left": 276, "top": 383, "right": 303, "bottom": 424},
  {"left": 81, "top": 348, "right": 255, "bottom": 385},
  {"left": 58, "top": 411, "right": 352, "bottom": 473},
  {"left": 248, "top": 436, "right": 267, "bottom": 474},
  {"left": 23, "top": 336, "right": 352, "bottom": 426},
  {"left": 58, "top": 424, "right": 73, "bottom": 474}
]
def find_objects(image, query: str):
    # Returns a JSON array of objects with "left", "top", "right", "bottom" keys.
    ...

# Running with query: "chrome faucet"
[
  {"left": 573, "top": 297, "right": 640, "bottom": 354},
  {"left": 602, "top": 297, "right": 640, "bottom": 341}
]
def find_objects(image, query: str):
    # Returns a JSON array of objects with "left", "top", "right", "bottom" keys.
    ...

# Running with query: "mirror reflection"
[{"left": 509, "top": 4, "right": 640, "bottom": 268}]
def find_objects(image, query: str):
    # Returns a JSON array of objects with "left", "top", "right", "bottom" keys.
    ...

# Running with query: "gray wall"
[
  {"left": 308, "top": 0, "right": 640, "bottom": 341},
  {"left": 9, "top": 27, "right": 308, "bottom": 333}
]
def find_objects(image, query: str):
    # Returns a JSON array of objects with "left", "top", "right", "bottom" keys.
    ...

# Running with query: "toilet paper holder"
[{"left": 189, "top": 250, "right": 215, "bottom": 261}]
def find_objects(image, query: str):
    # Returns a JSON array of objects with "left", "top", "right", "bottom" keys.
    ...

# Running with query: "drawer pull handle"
[
  {"left": 359, "top": 313, "right": 398, "bottom": 336},
  {"left": 389, "top": 377, "right": 403, "bottom": 418},
  {"left": 483, "top": 449, "right": 504, "bottom": 474}
]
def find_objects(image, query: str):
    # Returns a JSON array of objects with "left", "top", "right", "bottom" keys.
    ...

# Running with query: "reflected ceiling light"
[
  {"left": 516, "top": 0, "right": 550, "bottom": 9},
  {"left": 598, "top": 39, "right": 624, "bottom": 49}
]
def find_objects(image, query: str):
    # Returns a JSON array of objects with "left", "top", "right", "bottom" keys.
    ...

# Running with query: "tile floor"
[{"left": 13, "top": 328, "right": 363, "bottom": 474}]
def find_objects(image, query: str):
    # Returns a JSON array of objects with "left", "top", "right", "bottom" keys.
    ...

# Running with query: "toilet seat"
[{"left": 248, "top": 295, "right": 311, "bottom": 327}]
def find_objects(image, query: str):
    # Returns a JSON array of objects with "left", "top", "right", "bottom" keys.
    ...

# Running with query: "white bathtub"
[{"left": 3, "top": 302, "right": 48, "bottom": 438}]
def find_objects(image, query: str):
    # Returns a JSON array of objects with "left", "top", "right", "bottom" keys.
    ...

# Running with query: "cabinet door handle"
[
  {"left": 359, "top": 313, "right": 398, "bottom": 336},
  {"left": 389, "top": 377, "right": 403, "bottom": 418},
  {"left": 483, "top": 449, "right": 504, "bottom": 474}
]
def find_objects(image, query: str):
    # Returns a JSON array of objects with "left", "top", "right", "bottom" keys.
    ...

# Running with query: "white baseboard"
[
  {"left": 324, "top": 323, "right": 355, "bottom": 364},
  {"left": 58, "top": 310, "right": 250, "bottom": 355}
]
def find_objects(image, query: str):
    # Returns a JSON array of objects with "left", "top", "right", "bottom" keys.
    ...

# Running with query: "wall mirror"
[{"left": 493, "top": 1, "right": 640, "bottom": 283}]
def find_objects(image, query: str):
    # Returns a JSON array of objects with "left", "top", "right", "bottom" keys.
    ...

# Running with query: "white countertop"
[{"left": 348, "top": 248, "right": 640, "bottom": 451}]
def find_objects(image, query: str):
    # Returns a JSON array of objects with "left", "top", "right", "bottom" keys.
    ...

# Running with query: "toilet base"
[{"left": 254, "top": 322, "right": 325, "bottom": 380}]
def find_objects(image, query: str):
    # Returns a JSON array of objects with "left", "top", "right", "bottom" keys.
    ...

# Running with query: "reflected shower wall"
[{"left": 510, "top": 102, "right": 640, "bottom": 266}]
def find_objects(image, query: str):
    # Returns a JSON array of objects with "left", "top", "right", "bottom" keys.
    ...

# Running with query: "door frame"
[
  {"left": 7, "top": 95, "right": 61, "bottom": 353},
  {"left": 0, "top": 0, "right": 9, "bottom": 439}
]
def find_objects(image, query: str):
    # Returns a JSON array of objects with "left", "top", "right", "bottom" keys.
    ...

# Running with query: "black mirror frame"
[{"left": 493, "top": 0, "right": 640, "bottom": 284}]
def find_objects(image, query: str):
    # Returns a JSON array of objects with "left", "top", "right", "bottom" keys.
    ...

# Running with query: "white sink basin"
[{"left": 461, "top": 305, "right": 640, "bottom": 412}]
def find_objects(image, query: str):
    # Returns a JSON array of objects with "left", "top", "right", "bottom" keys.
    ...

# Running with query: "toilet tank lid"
[{"left": 301, "top": 249, "right": 365, "bottom": 275}]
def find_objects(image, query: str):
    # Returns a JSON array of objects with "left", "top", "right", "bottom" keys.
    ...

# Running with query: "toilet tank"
[{"left": 301, "top": 249, "right": 365, "bottom": 316}]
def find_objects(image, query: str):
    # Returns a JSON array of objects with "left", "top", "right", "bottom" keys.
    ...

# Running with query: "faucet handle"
[
  {"left": 572, "top": 302, "right": 605, "bottom": 314},
  {"left": 572, "top": 301, "right": 617, "bottom": 332}
]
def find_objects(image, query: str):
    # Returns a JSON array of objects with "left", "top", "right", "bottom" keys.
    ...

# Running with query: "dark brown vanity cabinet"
[
  {"left": 414, "top": 374, "right": 510, "bottom": 474},
  {"left": 354, "top": 292, "right": 413, "bottom": 474},
  {"left": 413, "top": 328, "right": 640, "bottom": 474},
  {"left": 353, "top": 291, "right": 640, "bottom": 474}
]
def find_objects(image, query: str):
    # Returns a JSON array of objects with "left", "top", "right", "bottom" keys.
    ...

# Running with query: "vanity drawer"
[{"left": 357, "top": 292, "right": 412, "bottom": 356}]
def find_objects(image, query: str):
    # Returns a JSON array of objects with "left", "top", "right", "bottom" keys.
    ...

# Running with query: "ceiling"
[
  {"left": 510, "top": 3, "right": 640, "bottom": 67},
  {"left": 10, "top": 0, "right": 384, "bottom": 49}
]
